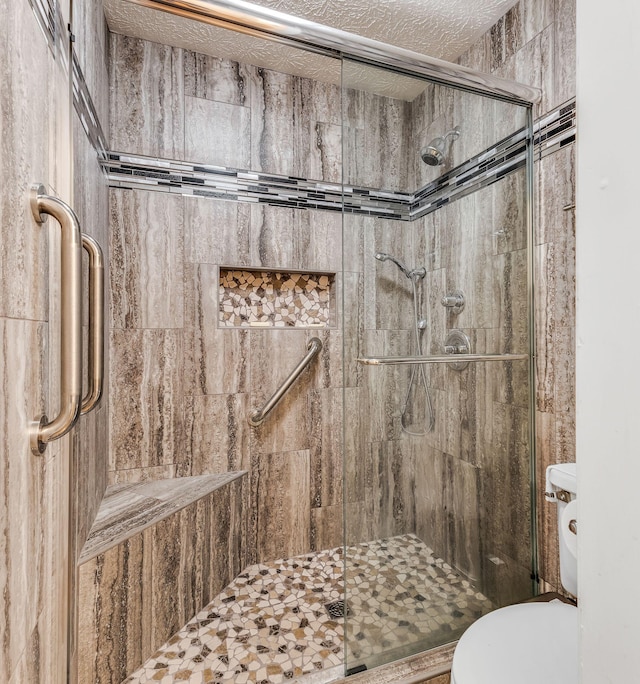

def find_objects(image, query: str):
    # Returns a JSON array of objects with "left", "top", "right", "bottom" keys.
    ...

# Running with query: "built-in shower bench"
[{"left": 77, "top": 471, "right": 248, "bottom": 684}]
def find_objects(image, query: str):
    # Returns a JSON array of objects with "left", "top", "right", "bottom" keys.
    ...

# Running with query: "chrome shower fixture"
[
  {"left": 374, "top": 252, "right": 426, "bottom": 279},
  {"left": 373, "top": 251, "right": 435, "bottom": 434},
  {"left": 420, "top": 126, "right": 461, "bottom": 166}
]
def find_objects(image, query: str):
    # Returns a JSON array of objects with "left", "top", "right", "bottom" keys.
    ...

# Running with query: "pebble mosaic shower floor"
[{"left": 124, "top": 535, "right": 493, "bottom": 683}]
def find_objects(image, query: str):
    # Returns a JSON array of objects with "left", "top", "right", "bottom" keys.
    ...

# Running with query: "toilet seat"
[{"left": 450, "top": 601, "right": 578, "bottom": 684}]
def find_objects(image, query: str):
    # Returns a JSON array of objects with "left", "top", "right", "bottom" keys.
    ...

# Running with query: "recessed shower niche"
[{"left": 219, "top": 268, "right": 336, "bottom": 328}]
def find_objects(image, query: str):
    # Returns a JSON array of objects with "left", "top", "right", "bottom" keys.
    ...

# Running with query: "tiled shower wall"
[
  {"left": 107, "top": 36, "right": 398, "bottom": 562},
  {"left": 107, "top": 0, "right": 576, "bottom": 589},
  {"left": 457, "top": 0, "right": 577, "bottom": 594}
]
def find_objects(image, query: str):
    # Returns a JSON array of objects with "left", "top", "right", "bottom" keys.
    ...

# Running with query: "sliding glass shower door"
[{"left": 341, "top": 59, "right": 536, "bottom": 673}]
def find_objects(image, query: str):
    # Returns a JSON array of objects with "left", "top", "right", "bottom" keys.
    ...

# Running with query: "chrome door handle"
[
  {"left": 30, "top": 184, "right": 83, "bottom": 454},
  {"left": 81, "top": 233, "right": 104, "bottom": 415}
]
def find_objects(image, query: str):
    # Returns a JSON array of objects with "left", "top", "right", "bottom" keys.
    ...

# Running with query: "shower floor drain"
[{"left": 324, "top": 600, "right": 351, "bottom": 619}]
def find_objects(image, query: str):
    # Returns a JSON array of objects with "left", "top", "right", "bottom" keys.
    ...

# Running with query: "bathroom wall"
[{"left": 456, "top": 0, "right": 576, "bottom": 594}]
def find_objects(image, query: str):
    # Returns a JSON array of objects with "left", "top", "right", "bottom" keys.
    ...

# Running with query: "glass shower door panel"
[{"left": 341, "top": 57, "right": 534, "bottom": 673}]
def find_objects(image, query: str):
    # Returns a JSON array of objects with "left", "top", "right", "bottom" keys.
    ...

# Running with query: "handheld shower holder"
[{"left": 441, "top": 290, "right": 465, "bottom": 314}]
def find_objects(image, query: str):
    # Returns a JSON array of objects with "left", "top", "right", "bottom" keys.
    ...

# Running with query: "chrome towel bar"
[
  {"left": 358, "top": 353, "right": 529, "bottom": 365},
  {"left": 248, "top": 337, "right": 323, "bottom": 427},
  {"left": 81, "top": 233, "right": 105, "bottom": 415},
  {"left": 30, "top": 184, "right": 83, "bottom": 454}
]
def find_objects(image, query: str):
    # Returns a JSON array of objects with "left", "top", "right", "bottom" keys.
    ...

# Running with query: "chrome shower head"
[{"left": 420, "top": 126, "right": 461, "bottom": 166}]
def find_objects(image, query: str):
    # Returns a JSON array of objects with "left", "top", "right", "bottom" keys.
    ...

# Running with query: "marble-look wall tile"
[
  {"left": 296, "top": 207, "right": 343, "bottom": 274},
  {"left": 110, "top": 189, "right": 184, "bottom": 329},
  {"left": 481, "top": 403, "right": 532, "bottom": 569},
  {"left": 310, "top": 504, "right": 343, "bottom": 552},
  {"left": 0, "top": 317, "right": 49, "bottom": 678},
  {"left": 493, "top": 25, "right": 554, "bottom": 119},
  {"left": 255, "top": 450, "right": 311, "bottom": 560},
  {"left": 109, "top": 464, "right": 177, "bottom": 485},
  {"left": 362, "top": 95, "right": 413, "bottom": 192},
  {"left": 535, "top": 410, "right": 560, "bottom": 591},
  {"left": 209, "top": 477, "right": 248, "bottom": 592},
  {"left": 415, "top": 447, "right": 450, "bottom": 566},
  {"left": 0, "top": 2, "right": 51, "bottom": 322},
  {"left": 361, "top": 330, "right": 413, "bottom": 444},
  {"left": 343, "top": 387, "right": 366, "bottom": 503},
  {"left": 415, "top": 448, "right": 482, "bottom": 581},
  {"left": 552, "top": 0, "right": 576, "bottom": 109},
  {"left": 184, "top": 263, "right": 249, "bottom": 396},
  {"left": 184, "top": 196, "right": 251, "bottom": 265},
  {"left": 249, "top": 204, "right": 296, "bottom": 268},
  {"left": 150, "top": 512, "right": 183, "bottom": 641},
  {"left": 537, "top": 146, "right": 575, "bottom": 246},
  {"left": 307, "top": 328, "right": 343, "bottom": 390},
  {"left": 184, "top": 51, "right": 250, "bottom": 106},
  {"left": 249, "top": 67, "right": 295, "bottom": 176},
  {"left": 77, "top": 476, "right": 246, "bottom": 683},
  {"left": 342, "top": 272, "right": 364, "bottom": 389},
  {"left": 77, "top": 534, "right": 150, "bottom": 684},
  {"left": 368, "top": 440, "right": 416, "bottom": 539},
  {"left": 110, "top": 329, "right": 183, "bottom": 471},
  {"left": 109, "top": 34, "right": 184, "bottom": 158},
  {"left": 307, "top": 121, "right": 342, "bottom": 183},
  {"left": 184, "top": 393, "right": 250, "bottom": 475},
  {"left": 248, "top": 204, "right": 342, "bottom": 274},
  {"left": 184, "top": 96, "right": 251, "bottom": 168},
  {"left": 309, "top": 389, "right": 343, "bottom": 508},
  {"left": 291, "top": 75, "right": 342, "bottom": 183}
]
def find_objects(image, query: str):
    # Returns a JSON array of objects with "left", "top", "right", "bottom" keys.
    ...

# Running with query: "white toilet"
[{"left": 450, "top": 463, "right": 578, "bottom": 683}]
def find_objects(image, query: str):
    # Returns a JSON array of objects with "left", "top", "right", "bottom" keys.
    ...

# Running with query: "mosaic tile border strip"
[
  {"left": 219, "top": 269, "right": 334, "bottom": 328},
  {"left": 409, "top": 100, "right": 576, "bottom": 219},
  {"left": 68, "top": 27, "right": 574, "bottom": 220},
  {"left": 104, "top": 154, "right": 411, "bottom": 220},
  {"left": 103, "top": 99, "right": 575, "bottom": 221},
  {"left": 72, "top": 51, "right": 108, "bottom": 161},
  {"left": 27, "top": 0, "right": 56, "bottom": 49}
]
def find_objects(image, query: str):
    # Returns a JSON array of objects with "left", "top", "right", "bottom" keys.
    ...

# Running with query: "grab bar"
[
  {"left": 81, "top": 233, "right": 105, "bottom": 415},
  {"left": 248, "top": 337, "right": 323, "bottom": 426},
  {"left": 358, "top": 353, "right": 528, "bottom": 365},
  {"left": 30, "top": 184, "right": 83, "bottom": 455}
]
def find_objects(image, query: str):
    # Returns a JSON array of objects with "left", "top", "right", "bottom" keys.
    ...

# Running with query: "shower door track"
[{"left": 126, "top": 0, "right": 541, "bottom": 105}]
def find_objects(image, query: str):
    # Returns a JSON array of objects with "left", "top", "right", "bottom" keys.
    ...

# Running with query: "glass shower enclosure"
[{"left": 341, "top": 59, "right": 535, "bottom": 673}]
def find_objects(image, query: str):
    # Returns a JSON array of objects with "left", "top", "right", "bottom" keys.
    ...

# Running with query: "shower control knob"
[{"left": 441, "top": 291, "right": 465, "bottom": 314}]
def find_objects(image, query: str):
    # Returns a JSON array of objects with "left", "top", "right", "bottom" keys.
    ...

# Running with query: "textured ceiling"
[{"left": 104, "top": 0, "right": 519, "bottom": 100}]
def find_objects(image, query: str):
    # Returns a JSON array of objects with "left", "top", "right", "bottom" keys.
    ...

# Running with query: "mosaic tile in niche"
[{"left": 219, "top": 269, "right": 334, "bottom": 328}]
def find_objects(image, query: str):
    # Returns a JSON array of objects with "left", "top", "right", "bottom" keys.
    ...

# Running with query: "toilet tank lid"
[{"left": 546, "top": 463, "right": 577, "bottom": 495}]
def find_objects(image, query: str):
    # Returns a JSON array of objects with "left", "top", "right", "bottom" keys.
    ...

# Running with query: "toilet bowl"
[
  {"left": 450, "top": 600, "right": 578, "bottom": 684},
  {"left": 450, "top": 463, "right": 578, "bottom": 683}
]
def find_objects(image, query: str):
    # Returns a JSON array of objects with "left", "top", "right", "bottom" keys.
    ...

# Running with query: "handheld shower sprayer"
[
  {"left": 374, "top": 251, "right": 435, "bottom": 433},
  {"left": 375, "top": 252, "right": 426, "bottom": 280}
]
